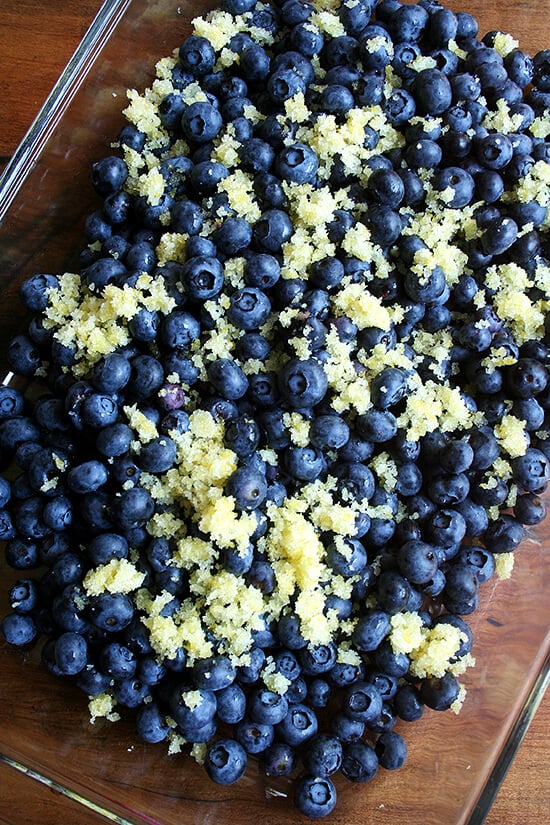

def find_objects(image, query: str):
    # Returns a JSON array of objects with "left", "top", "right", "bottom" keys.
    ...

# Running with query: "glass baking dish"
[{"left": 0, "top": 0, "right": 548, "bottom": 823}]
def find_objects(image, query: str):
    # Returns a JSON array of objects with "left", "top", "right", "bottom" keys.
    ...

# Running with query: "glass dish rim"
[
  {"left": 0, "top": 0, "right": 132, "bottom": 223},
  {"left": 0, "top": 1, "right": 548, "bottom": 822}
]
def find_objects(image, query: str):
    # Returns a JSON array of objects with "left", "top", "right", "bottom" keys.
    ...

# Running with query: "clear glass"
[{"left": 0, "top": 1, "right": 548, "bottom": 823}]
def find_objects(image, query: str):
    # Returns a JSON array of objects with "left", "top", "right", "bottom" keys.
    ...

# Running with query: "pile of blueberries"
[{"left": 1, "top": 0, "right": 550, "bottom": 818}]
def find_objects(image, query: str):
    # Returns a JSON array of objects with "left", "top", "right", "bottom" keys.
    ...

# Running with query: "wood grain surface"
[{"left": 0, "top": 2, "right": 548, "bottom": 824}]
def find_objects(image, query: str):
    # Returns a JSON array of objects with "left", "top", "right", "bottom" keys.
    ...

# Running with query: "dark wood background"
[{"left": 0, "top": 1, "right": 548, "bottom": 823}]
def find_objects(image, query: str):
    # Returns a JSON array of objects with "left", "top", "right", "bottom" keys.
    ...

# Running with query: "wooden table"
[{"left": 0, "top": 1, "right": 548, "bottom": 823}]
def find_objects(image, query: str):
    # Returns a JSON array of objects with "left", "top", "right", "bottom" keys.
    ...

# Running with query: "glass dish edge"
[{"left": 0, "top": 0, "right": 132, "bottom": 222}]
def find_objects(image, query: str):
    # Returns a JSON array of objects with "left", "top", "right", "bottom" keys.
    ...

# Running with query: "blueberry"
[
  {"left": 8, "top": 577, "right": 38, "bottom": 614},
  {"left": 261, "top": 742, "right": 296, "bottom": 777},
  {"left": 66, "top": 460, "right": 108, "bottom": 495},
  {"left": 41, "top": 496, "right": 73, "bottom": 532},
  {"left": 275, "top": 143, "right": 319, "bottom": 184},
  {"left": 244, "top": 253, "right": 281, "bottom": 290},
  {"left": 484, "top": 514, "right": 525, "bottom": 553},
  {"left": 53, "top": 631, "right": 87, "bottom": 675},
  {"left": 253, "top": 209, "right": 294, "bottom": 252},
  {"left": 204, "top": 738, "right": 247, "bottom": 785},
  {"left": 138, "top": 436, "right": 177, "bottom": 473},
  {"left": 7, "top": 334, "right": 43, "bottom": 376},
  {"left": 284, "top": 445, "right": 326, "bottom": 481},
  {"left": 88, "top": 593, "right": 134, "bottom": 636},
  {"left": 396, "top": 539, "right": 440, "bottom": 585},
  {"left": 240, "top": 44, "right": 271, "bottom": 80},
  {"left": 193, "top": 654, "right": 236, "bottom": 691},
  {"left": 181, "top": 101, "right": 223, "bottom": 144},
  {"left": 325, "top": 536, "right": 367, "bottom": 577},
  {"left": 235, "top": 718, "right": 274, "bottom": 754},
  {"left": 212, "top": 683, "right": 245, "bottom": 725},
  {"left": 294, "top": 775, "right": 337, "bottom": 819},
  {"left": 341, "top": 741, "right": 379, "bottom": 783},
  {"left": 512, "top": 447, "right": 550, "bottom": 491},
  {"left": 76, "top": 664, "right": 111, "bottom": 696},
  {"left": 302, "top": 734, "right": 343, "bottom": 778},
  {"left": 227, "top": 287, "right": 271, "bottom": 330},
  {"left": 351, "top": 609, "right": 391, "bottom": 652},
  {"left": 514, "top": 492, "right": 547, "bottom": 525},
  {"left": 91, "top": 156, "right": 128, "bottom": 195},
  {"left": 276, "top": 703, "right": 318, "bottom": 746},
  {"left": 374, "top": 730, "right": 407, "bottom": 771},
  {"left": 267, "top": 68, "right": 307, "bottom": 103},
  {"left": 226, "top": 466, "right": 267, "bottom": 510},
  {"left": 212, "top": 216, "right": 253, "bottom": 256},
  {"left": 299, "top": 642, "right": 337, "bottom": 675},
  {"left": 95, "top": 422, "right": 133, "bottom": 458},
  {"left": 136, "top": 703, "right": 170, "bottom": 743},
  {"left": 111, "top": 487, "right": 155, "bottom": 528},
  {"left": 343, "top": 680, "right": 383, "bottom": 724},
  {"left": 207, "top": 359, "right": 249, "bottom": 401},
  {"left": 1, "top": 612, "right": 37, "bottom": 646},
  {"left": 307, "top": 678, "right": 332, "bottom": 708},
  {"left": 420, "top": 671, "right": 461, "bottom": 711},
  {"left": 278, "top": 357, "right": 328, "bottom": 408}
]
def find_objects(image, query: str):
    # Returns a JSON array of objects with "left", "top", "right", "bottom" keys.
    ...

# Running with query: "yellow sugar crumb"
[
  {"left": 192, "top": 568, "right": 266, "bottom": 658},
  {"left": 480, "top": 345, "right": 518, "bottom": 372},
  {"left": 83, "top": 558, "right": 146, "bottom": 596},
  {"left": 295, "top": 587, "right": 338, "bottom": 645},
  {"left": 283, "top": 411, "right": 310, "bottom": 447},
  {"left": 219, "top": 170, "right": 262, "bottom": 222},
  {"left": 215, "top": 47, "right": 239, "bottom": 70},
  {"left": 410, "top": 54, "right": 437, "bottom": 71},
  {"left": 287, "top": 183, "right": 338, "bottom": 228},
  {"left": 190, "top": 743, "right": 207, "bottom": 764},
  {"left": 88, "top": 693, "right": 120, "bottom": 724},
  {"left": 198, "top": 495, "right": 257, "bottom": 551},
  {"left": 213, "top": 129, "right": 241, "bottom": 168},
  {"left": 135, "top": 588, "right": 174, "bottom": 618},
  {"left": 482, "top": 98, "right": 524, "bottom": 134},
  {"left": 336, "top": 644, "right": 362, "bottom": 666},
  {"left": 323, "top": 328, "right": 371, "bottom": 414},
  {"left": 311, "top": 9, "right": 346, "bottom": 36},
  {"left": 280, "top": 226, "right": 336, "bottom": 280},
  {"left": 283, "top": 92, "right": 311, "bottom": 124},
  {"left": 494, "top": 415, "right": 529, "bottom": 458},
  {"left": 124, "top": 404, "right": 159, "bottom": 443},
  {"left": 341, "top": 223, "right": 374, "bottom": 261},
  {"left": 192, "top": 11, "right": 243, "bottom": 51},
  {"left": 175, "top": 536, "right": 217, "bottom": 569},
  {"left": 408, "top": 623, "right": 468, "bottom": 679},
  {"left": 530, "top": 115, "right": 550, "bottom": 139},
  {"left": 43, "top": 273, "right": 175, "bottom": 373},
  {"left": 167, "top": 731, "right": 185, "bottom": 755},
  {"left": 332, "top": 281, "right": 391, "bottom": 331},
  {"left": 313, "top": 500, "right": 357, "bottom": 536},
  {"left": 370, "top": 452, "right": 398, "bottom": 492},
  {"left": 398, "top": 380, "right": 473, "bottom": 441},
  {"left": 182, "top": 689, "right": 203, "bottom": 710},
  {"left": 123, "top": 88, "right": 166, "bottom": 148},
  {"left": 389, "top": 611, "right": 425, "bottom": 654},
  {"left": 147, "top": 511, "right": 187, "bottom": 539},
  {"left": 154, "top": 55, "right": 178, "bottom": 81},
  {"left": 515, "top": 160, "right": 550, "bottom": 207},
  {"left": 495, "top": 552, "right": 515, "bottom": 579},
  {"left": 450, "top": 684, "right": 467, "bottom": 714},
  {"left": 493, "top": 290, "right": 545, "bottom": 345},
  {"left": 485, "top": 262, "right": 532, "bottom": 294},
  {"left": 492, "top": 31, "right": 519, "bottom": 56},
  {"left": 156, "top": 232, "right": 187, "bottom": 265},
  {"left": 262, "top": 658, "right": 292, "bottom": 695}
]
